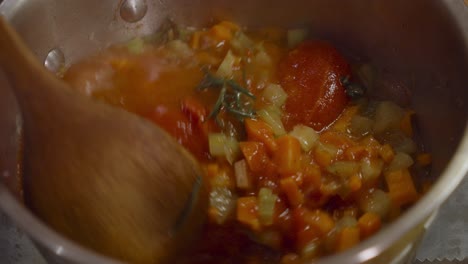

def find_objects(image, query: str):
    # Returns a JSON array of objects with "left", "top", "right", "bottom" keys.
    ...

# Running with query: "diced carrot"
[
  {"left": 335, "top": 227, "right": 360, "bottom": 252},
  {"left": 190, "top": 31, "right": 203, "bottom": 49},
  {"left": 209, "top": 167, "right": 234, "bottom": 189},
  {"left": 416, "top": 153, "right": 432, "bottom": 167},
  {"left": 379, "top": 144, "right": 395, "bottom": 163},
  {"left": 209, "top": 21, "right": 240, "bottom": 42},
  {"left": 320, "top": 131, "right": 355, "bottom": 151},
  {"left": 273, "top": 135, "right": 302, "bottom": 175},
  {"left": 305, "top": 210, "right": 335, "bottom": 236},
  {"left": 297, "top": 227, "right": 319, "bottom": 251},
  {"left": 280, "top": 253, "right": 301, "bottom": 264},
  {"left": 205, "top": 163, "right": 219, "bottom": 180},
  {"left": 344, "top": 145, "right": 367, "bottom": 161},
  {"left": 400, "top": 110, "right": 415, "bottom": 137},
  {"left": 195, "top": 51, "right": 220, "bottom": 65},
  {"left": 218, "top": 21, "right": 241, "bottom": 31},
  {"left": 331, "top": 105, "right": 359, "bottom": 132},
  {"left": 245, "top": 118, "right": 278, "bottom": 153},
  {"left": 358, "top": 212, "right": 382, "bottom": 239},
  {"left": 280, "top": 177, "right": 304, "bottom": 207},
  {"left": 348, "top": 174, "right": 362, "bottom": 192},
  {"left": 385, "top": 169, "right": 418, "bottom": 206},
  {"left": 208, "top": 206, "right": 220, "bottom": 223},
  {"left": 303, "top": 164, "right": 322, "bottom": 189},
  {"left": 237, "top": 196, "right": 260, "bottom": 231},
  {"left": 239, "top": 141, "right": 270, "bottom": 173}
]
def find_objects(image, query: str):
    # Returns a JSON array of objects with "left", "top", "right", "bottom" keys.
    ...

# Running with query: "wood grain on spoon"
[{"left": 0, "top": 17, "right": 207, "bottom": 264}]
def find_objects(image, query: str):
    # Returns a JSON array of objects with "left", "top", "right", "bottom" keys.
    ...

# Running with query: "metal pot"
[{"left": 0, "top": 0, "right": 466, "bottom": 263}]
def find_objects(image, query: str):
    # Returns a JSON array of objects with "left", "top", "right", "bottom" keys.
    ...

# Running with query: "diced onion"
[
  {"left": 258, "top": 106, "right": 286, "bottom": 137},
  {"left": 387, "top": 152, "right": 414, "bottom": 172},
  {"left": 216, "top": 50, "right": 237, "bottom": 78},
  {"left": 209, "top": 187, "right": 236, "bottom": 224},
  {"left": 360, "top": 158, "right": 384, "bottom": 182},
  {"left": 287, "top": 29, "right": 308, "bottom": 48},
  {"left": 258, "top": 230, "right": 282, "bottom": 249},
  {"left": 167, "top": 39, "right": 193, "bottom": 58},
  {"left": 359, "top": 189, "right": 391, "bottom": 218},
  {"left": 301, "top": 240, "right": 320, "bottom": 259},
  {"left": 254, "top": 44, "right": 272, "bottom": 66},
  {"left": 234, "top": 159, "right": 251, "bottom": 190},
  {"left": 258, "top": 187, "right": 278, "bottom": 226},
  {"left": 373, "top": 101, "right": 404, "bottom": 134},
  {"left": 289, "top": 125, "right": 319, "bottom": 152},
  {"left": 231, "top": 31, "right": 254, "bottom": 53},
  {"left": 334, "top": 216, "right": 358, "bottom": 230},
  {"left": 262, "top": 83, "right": 288, "bottom": 107},
  {"left": 349, "top": 115, "right": 374, "bottom": 137}
]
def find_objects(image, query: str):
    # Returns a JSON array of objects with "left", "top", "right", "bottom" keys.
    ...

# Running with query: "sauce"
[{"left": 61, "top": 21, "right": 431, "bottom": 263}]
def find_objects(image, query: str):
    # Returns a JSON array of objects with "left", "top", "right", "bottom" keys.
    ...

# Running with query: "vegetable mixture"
[{"left": 63, "top": 21, "right": 432, "bottom": 263}]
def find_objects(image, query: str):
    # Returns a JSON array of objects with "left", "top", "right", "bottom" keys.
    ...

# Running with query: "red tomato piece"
[
  {"left": 279, "top": 41, "right": 350, "bottom": 131},
  {"left": 145, "top": 104, "right": 209, "bottom": 160}
]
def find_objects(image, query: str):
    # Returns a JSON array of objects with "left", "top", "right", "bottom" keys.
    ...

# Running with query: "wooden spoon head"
[{"left": 0, "top": 17, "right": 207, "bottom": 264}]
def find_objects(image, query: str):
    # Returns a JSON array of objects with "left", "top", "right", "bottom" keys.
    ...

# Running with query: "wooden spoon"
[{"left": 0, "top": 18, "right": 206, "bottom": 264}]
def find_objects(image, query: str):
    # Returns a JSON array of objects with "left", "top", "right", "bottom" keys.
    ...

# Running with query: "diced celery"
[
  {"left": 126, "top": 37, "right": 145, "bottom": 54},
  {"left": 224, "top": 136, "right": 240, "bottom": 165},
  {"left": 234, "top": 159, "right": 251, "bottom": 190},
  {"left": 209, "top": 187, "right": 236, "bottom": 224},
  {"left": 209, "top": 133, "right": 240, "bottom": 164},
  {"left": 258, "top": 187, "right": 277, "bottom": 226},
  {"left": 387, "top": 152, "right": 414, "bottom": 172},
  {"left": 327, "top": 161, "right": 360, "bottom": 179},
  {"left": 289, "top": 125, "right": 319, "bottom": 152},
  {"left": 287, "top": 28, "right": 308, "bottom": 48},
  {"left": 209, "top": 133, "right": 227, "bottom": 157},
  {"left": 262, "top": 83, "right": 288, "bottom": 107},
  {"left": 258, "top": 106, "right": 286, "bottom": 137},
  {"left": 216, "top": 50, "right": 237, "bottom": 78}
]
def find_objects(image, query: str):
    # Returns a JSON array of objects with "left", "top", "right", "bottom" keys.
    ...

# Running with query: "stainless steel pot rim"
[{"left": 0, "top": 0, "right": 467, "bottom": 263}]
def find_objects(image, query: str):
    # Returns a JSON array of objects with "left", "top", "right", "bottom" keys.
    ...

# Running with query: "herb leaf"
[{"left": 198, "top": 69, "right": 256, "bottom": 123}]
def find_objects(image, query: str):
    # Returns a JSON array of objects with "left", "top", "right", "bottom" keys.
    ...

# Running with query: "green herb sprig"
[{"left": 198, "top": 70, "right": 256, "bottom": 125}]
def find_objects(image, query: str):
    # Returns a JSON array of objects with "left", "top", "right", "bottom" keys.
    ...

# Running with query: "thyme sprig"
[{"left": 198, "top": 70, "right": 256, "bottom": 124}]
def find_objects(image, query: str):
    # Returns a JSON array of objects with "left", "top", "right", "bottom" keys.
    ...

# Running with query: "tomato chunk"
[
  {"left": 145, "top": 104, "right": 209, "bottom": 160},
  {"left": 279, "top": 41, "right": 350, "bottom": 131}
]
